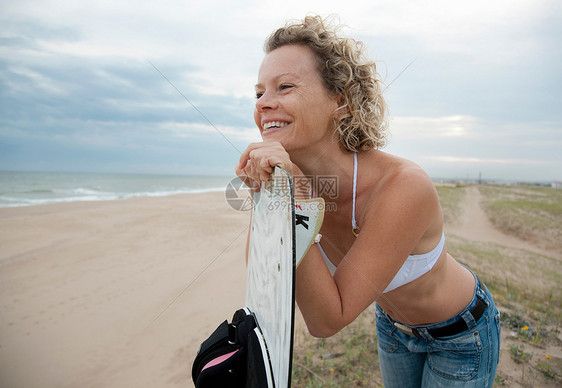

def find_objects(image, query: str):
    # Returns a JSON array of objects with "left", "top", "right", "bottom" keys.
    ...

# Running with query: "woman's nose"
[{"left": 255, "top": 90, "right": 278, "bottom": 111}]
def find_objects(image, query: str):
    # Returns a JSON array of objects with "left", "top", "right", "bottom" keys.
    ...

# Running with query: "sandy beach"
[
  {"left": 1, "top": 187, "right": 560, "bottom": 387},
  {"left": 0, "top": 192, "right": 249, "bottom": 388}
]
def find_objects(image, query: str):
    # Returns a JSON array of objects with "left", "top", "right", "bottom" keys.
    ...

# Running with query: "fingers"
[
  {"left": 235, "top": 159, "right": 260, "bottom": 192},
  {"left": 236, "top": 142, "right": 262, "bottom": 171},
  {"left": 235, "top": 143, "right": 259, "bottom": 191},
  {"left": 234, "top": 142, "right": 291, "bottom": 191}
]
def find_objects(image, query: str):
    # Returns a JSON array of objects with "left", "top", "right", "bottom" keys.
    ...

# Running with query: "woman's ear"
[{"left": 334, "top": 97, "right": 349, "bottom": 121}]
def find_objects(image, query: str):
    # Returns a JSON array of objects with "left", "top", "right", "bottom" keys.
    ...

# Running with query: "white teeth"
[{"left": 263, "top": 121, "right": 288, "bottom": 130}]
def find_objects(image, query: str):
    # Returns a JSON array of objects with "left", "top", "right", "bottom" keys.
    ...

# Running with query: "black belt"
[{"left": 392, "top": 297, "right": 487, "bottom": 339}]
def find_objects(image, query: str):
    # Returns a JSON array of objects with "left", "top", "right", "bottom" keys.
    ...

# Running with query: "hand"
[
  {"left": 235, "top": 141, "right": 291, "bottom": 191},
  {"left": 235, "top": 141, "right": 305, "bottom": 194}
]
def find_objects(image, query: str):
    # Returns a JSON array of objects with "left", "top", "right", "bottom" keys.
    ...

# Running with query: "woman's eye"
[
  {"left": 255, "top": 92, "right": 264, "bottom": 99},
  {"left": 280, "top": 84, "right": 293, "bottom": 91}
]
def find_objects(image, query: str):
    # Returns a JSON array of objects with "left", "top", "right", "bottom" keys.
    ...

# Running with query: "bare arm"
[{"left": 296, "top": 169, "right": 441, "bottom": 337}]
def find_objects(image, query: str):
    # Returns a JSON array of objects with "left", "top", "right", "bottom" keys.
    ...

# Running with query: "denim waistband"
[{"left": 377, "top": 266, "right": 490, "bottom": 338}]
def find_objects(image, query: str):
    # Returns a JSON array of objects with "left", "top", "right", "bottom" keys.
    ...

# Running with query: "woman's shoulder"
[
  {"left": 360, "top": 151, "right": 440, "bottom": 224},
  {"left": 360, "top": 151, "right": 442, "bottom": 236},
  {"left": 367, "top": 151, "right": 435, "bottom": 194}
]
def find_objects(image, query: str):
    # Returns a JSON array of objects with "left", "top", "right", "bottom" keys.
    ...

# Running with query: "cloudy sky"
[{"left": 1, "top": 0, "right": 560, "bottom": 181}]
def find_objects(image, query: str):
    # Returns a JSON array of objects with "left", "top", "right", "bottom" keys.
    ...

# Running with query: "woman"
[{"left": 235, "top": 16, "right": 500, "bottom": 387}]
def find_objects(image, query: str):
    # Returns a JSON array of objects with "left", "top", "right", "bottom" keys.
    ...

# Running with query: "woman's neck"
[{"left": 289, "top": 143, "right": 355, "bottom": 202}]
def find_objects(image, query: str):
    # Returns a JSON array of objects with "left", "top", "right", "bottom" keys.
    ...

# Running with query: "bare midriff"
[{"left": 375, "top": 252, "right": 476, "bottom": 326}]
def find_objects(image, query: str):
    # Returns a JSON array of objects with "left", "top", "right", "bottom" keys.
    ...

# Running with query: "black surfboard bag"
[{"left": 192, "top": 308, "right": 269, "bottom": 388}]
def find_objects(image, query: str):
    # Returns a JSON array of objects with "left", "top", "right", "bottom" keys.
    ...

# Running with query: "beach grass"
[
  {"left": 434, "top": 183, "right": 467, "bottom": 224},
  {"left": 292, "top": 307, "right": 382, "bottom": 387},
  {"left": 478, "top": 185, "right": 562, "bottom": 250},
  {"left": 291, "top": 184, "right": 562, "bottom": 387}
]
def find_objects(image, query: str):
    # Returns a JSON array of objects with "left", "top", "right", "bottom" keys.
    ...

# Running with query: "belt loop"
[
  {"left": 461, "top": 307, "right": 477, "bottom": 330},
  {"left": 414, "top": 327, "right": 433, "bottom": 341},
  {"left": 476, "top": 286, "right": 486, "bottom": 305}
]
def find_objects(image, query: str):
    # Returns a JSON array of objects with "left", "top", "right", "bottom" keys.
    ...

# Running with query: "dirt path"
[
  {"left": 446, "top": 186, "right": 562, "bottom": 386},
  {"left": 446, "top": 186, "right": 560, "bottom": 260}
]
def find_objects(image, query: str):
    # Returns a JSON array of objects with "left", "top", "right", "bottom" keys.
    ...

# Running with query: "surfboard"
[
  {"left": 245, "top": 167, "right": 295, "bottom": 388},
  {"left": 245, "top": 168, "right": 325, "bottom": 388}
]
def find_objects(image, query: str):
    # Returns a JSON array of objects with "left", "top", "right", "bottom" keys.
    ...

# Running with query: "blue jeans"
[{"left": 375, "top": 271, "right": 500, "bottom": 387}]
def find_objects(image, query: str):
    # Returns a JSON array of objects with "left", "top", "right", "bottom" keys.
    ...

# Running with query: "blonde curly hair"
[{"left": 264, "top": 15, "right": 387, "bottom": 152}]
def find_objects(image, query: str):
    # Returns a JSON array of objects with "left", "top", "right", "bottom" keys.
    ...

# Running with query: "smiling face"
[{"left": 254, "top": 45, "right": 340, "bottom": 152}]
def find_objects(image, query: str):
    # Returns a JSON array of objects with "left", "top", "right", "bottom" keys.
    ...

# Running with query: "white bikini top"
[{"left": 318, "top": 153, "right": 446, "bottom": 293}]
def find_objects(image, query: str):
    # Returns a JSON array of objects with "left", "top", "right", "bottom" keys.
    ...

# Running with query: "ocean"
[{"left": 0, "top": 171, "right": 234, "bottom": 208}]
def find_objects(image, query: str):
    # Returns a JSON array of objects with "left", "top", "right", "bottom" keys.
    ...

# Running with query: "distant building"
[{"left": 552, "top": 182, "right": 562, "bottom": 189}]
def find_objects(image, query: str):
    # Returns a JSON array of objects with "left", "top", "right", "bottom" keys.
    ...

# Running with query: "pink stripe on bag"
[{"left": 201, "top": 350, "right": 240, "bottom": 372}]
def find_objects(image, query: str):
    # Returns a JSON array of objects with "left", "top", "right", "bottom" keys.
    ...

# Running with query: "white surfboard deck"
[
  {"left": 245, "top": 168, "right": 326, "bottom": 387},
  {"left": 245, "top": 168, "right": 295, "bottom": 388}
]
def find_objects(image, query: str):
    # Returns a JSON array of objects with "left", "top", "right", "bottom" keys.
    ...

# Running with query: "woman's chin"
[{"left": 261, "top": 129, "right": 290, "bottom": 143}]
